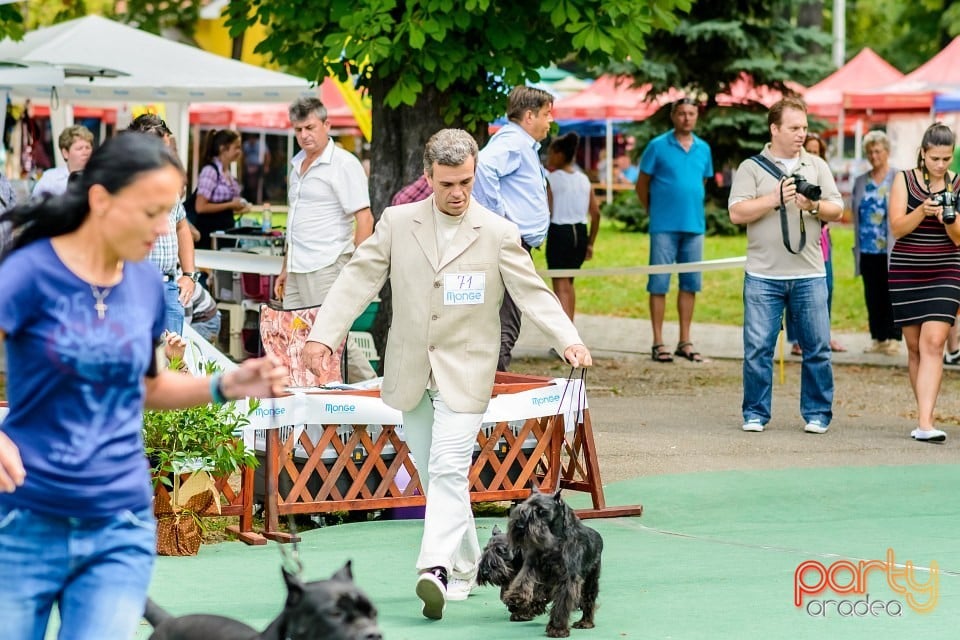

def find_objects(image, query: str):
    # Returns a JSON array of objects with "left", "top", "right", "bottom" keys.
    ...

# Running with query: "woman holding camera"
[{"left": 888, "top": 122, "right": 960, "bottom": 442}]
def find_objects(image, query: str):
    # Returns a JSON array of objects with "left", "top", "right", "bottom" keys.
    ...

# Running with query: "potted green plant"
[{"left": 142, "top": 359, "right": 259, "bottom": 555}]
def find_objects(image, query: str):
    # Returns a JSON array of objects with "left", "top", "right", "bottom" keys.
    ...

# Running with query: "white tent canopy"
[
  {"left": 0, "top": 15, "right": 316, "bottom": 171},
  {"left": 0, "top": 62, "right": 64, "bottom": 95},
  {"left": 0, "top": 15, "right": 314, "bottom": 103}
]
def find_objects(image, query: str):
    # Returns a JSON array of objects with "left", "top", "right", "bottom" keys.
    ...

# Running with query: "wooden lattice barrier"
[{"left": 245, "top": 373, "right": 642, "bottom": 543}]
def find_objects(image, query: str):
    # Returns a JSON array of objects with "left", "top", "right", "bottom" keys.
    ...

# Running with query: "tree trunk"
[
  {"left": 365, "top": 79, "right": 492, "bottom": 364},
  {"left": 367, "top": 79, "right": 445, "bottom": 362},
  {"left": 798, "top": 1, "right": 824, "bottom": 54},
  {"left": 231, "top": 33, "right": 245, "bottom": 61}
]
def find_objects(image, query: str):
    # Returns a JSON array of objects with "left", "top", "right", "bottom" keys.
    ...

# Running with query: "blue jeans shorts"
[
  {"left": 647, "top": 232, "right": 704, "bottom": 295},
  {"left": 0, "top": 504, "right": 156, "bottom": 640}
]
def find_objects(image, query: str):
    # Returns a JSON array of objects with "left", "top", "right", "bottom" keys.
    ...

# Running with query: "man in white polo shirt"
[{"left": 274, "top": 96, "right": 376, "bottom": 381}]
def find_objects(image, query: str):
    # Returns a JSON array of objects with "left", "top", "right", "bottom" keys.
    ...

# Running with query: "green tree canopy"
[
  {"left": 225, "top": 0, "right": 691, "bottom": 212},
  {"left": 847, "top": 0, "right": 957, "bottom": 74},
  {"left": 610, "top": 0, "right": 831, "bottom": 203}
]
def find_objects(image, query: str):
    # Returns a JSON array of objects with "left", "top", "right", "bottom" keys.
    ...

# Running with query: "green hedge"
[{"left": 600, "top": 191, "right": 741, "bottom": 236}]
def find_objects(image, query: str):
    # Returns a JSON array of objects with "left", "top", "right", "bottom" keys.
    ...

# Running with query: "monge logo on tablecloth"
[
  {"left": 531, "top": 394, "right": 560, "bottom": 407},
  {"left": 794, "top": 549, "right": 939, "bottom": 617}
]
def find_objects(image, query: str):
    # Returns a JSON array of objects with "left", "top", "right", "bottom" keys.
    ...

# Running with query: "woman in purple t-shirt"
[{"left": 0, "top": 133, "right": 287, "bottom": 640}]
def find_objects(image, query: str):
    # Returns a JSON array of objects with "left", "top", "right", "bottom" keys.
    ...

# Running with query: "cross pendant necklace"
[{"left": 90, "top": 285, "right": 112, "bottom": 320}]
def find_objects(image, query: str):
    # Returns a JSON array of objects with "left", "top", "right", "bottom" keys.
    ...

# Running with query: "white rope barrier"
[
  {"left": 195, "top": 249, "right": 746, "bottom": 279},
  {"left": 538, "top": 256, "right": 746, "bottom": 278}
]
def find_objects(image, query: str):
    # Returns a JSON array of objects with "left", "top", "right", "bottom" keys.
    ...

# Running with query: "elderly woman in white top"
[{"left": 31, "top": 125, "right": 94, "bottom": 197}]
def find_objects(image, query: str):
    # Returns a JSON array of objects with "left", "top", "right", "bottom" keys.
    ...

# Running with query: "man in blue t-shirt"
[{"left": 636, "top": 98, "right": 714, "bottom": 364}]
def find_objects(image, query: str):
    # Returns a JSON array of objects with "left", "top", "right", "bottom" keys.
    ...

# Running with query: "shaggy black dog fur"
[
  {"left": 480, "top": 489, "right": 603, "bottom": 637},
  {"left": 143, "top": 561, "right": 381, "bottom": 640}
]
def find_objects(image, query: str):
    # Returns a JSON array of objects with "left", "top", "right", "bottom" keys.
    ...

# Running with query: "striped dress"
[{"left": 888, "top": 169, "right": 960, "bottom": 326}]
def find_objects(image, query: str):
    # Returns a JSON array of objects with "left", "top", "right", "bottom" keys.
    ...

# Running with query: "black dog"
[
  {"left": 478, "top": 524, "right": 550, "bottom": 621},
  {"left": 501, "top": 488, "right": 603, "bottom": 638},
  {"left": 143, "top": 561, "right": 382, "bottom": 640}
]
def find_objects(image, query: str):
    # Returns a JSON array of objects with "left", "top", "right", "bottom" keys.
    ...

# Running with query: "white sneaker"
[
  {"left": 911, "top": 428, "right": 947, "bottom": 443},
  {"left": 446, "top": 575, "right": 476, "bottom": 601},
  {"left": 416, "top": 569, "right": 447, "bottom": 619},
  {"left": 742, "top": 420, "right": 765, "bottom": 432},
  {"left": 883, "top": 340, "right": 901, "bottom": 356},
  {"left": 804, "top": 421, "right": 829, "bottom": 434}
]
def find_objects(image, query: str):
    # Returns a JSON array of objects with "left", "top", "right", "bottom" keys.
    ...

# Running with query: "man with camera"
[{"left": 728, "top": 97, "right": 844, "bottom": 434}]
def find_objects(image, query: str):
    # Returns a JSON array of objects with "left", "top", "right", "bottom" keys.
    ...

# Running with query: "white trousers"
[{"left": 403, "top": 389, "right": 483, "bottom": 577}]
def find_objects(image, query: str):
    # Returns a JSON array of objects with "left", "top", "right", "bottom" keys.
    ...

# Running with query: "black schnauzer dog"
[
  {"left": 143, "top": 561, "right": 382, "bottom": 640},
  {"left": 498, "top": 488, "right": 603, "bottom": 637},
  {"left": 478, "top": 524, "right": 550, "bottom": 620}
]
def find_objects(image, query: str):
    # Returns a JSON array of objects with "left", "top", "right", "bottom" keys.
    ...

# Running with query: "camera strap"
[{"left": 750, "top": 155, "right": 806, "bottom": 254}]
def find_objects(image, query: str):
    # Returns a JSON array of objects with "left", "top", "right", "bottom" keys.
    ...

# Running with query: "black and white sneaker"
[{"left": 416, "top": 566, "right": 448, "bottom": 620}]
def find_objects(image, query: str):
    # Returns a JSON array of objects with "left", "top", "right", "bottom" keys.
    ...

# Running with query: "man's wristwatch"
[
  {"left": 181, "top": 271, "right": 201, "bottom": 283},
  {"left": 810, "top": 202, "right": 820, "bottom": 216}
]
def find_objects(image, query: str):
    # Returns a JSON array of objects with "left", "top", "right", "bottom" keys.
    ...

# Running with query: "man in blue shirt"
[
  {"left": 636, "top": 98, "right": 714, "bottom": 364},
  {"left": 473, "top": 85, "right": 554, "bottom": 370}
]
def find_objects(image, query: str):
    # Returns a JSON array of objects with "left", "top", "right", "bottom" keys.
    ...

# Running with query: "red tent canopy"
[
  {"left": 716, "top": 73, "right": 805, "bottom": 108},
  {"left": 551, "top": 73, "right": 802, "bottom": 122},
  {"left": 804, "top": 48, "right": 903, "bottom": 117},
  {"left": 34, "top": 77, "right": 360, "bottom": 132},
  {"left": 844, "top": 37, "right": 960, "bottom": 112},
  {"left": 552, "top": 75, "right": 681, "bottom": 121},
  {"left": 190, "top": 78, "right": 359, "bottom": 130}
]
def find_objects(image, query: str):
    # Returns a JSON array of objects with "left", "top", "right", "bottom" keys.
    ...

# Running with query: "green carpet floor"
[{"left": 121, "top": 463, "right": 958, "bottom": 639}]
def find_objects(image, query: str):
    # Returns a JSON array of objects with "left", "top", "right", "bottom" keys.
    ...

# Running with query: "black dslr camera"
[
  {"left": 933, "top": 191, "right": 957, "bottom": 224},
  {"left": 790, "top": 174, "right": 822, "bottom": 202}
]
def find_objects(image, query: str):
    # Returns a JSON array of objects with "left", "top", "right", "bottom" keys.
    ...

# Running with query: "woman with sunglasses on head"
[
  {"left": 0, "top": 133, "right": 287, "bottom": 640},
  {"left": 888, "top": 122, "right": 960, "bottom": 443}
]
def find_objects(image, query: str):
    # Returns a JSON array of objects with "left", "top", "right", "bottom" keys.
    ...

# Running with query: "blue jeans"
[
  {"left": 190, "top": 311, "right": 222, "bottom": 344},
  {"left": 786, "top": 254, "right": 834, "bottom": 342},
  {"left": 0, "top": 504, "right": 156, "bottom": 640},
  {"left": 163, "top": 278, "right": 185, "bottom": 335},
  {"left": 742, "top": 274, "right": 833, "bottom": 426},
  {"left": 647, "top": 232, "right": 704, "bottom": 294}
]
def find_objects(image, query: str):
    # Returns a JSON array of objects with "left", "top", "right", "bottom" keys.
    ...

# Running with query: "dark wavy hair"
[
  {"left": 548, "top": 132, "right": 580, "bottom": 164},
  {"left": 0, "top": 133, "right": 182, "bottom": 260},
  {"left": 917, "top": 122, "right": 955, "bottom": 169},
  {"left": 200, "top": 129, "right": 240, "bottom": 166}
]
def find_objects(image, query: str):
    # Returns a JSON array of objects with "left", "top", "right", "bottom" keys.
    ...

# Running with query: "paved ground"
[
  {"left": 512, "top": 314, "right": 959, "bottom": 484},
  {"left": 514, "top": 312, "right": 906, "bottom": 366}
]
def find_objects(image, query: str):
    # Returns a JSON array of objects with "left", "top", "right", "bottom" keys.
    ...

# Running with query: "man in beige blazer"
[{"left": 303, "top": 129, "right": 592, "bottom": 621}]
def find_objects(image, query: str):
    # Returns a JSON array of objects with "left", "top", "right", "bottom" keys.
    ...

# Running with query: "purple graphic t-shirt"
[{"left": 0, "top": 239, "right": 164, "bottom": 517}]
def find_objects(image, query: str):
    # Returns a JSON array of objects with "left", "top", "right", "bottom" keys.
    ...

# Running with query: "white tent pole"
[
  {"left": 836, "top": 107, "right": 845, "bottom": 162},
  {"left": 49, "top": 102, "right": 74, "bottom": 169},
  {"left": 162, "top": 102, "right": 190, "bottom": 171},
  {"left": 854, "top": 118, "right": 864, "bottom": 162},
  {"left": 605, "top": 118, "right": 613, "bottom": 204},
  {"left": 191, "top": 123, "right": 201, "bottom": 188},
  {"left": 832, "top": 0, "right": 846, "bottom": 70}
]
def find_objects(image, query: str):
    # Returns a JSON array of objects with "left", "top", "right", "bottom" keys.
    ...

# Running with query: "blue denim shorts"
[
  {"left": 0, "top": 504, "right": 156, "bottom": 640},
  {"left": 647, "top": 232, "right": 704, "bottom": 294}
]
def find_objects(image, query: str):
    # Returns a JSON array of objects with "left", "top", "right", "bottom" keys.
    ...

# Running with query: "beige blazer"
[{"left": 307, "top": 195, "right": 583, "bottom": 413}]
